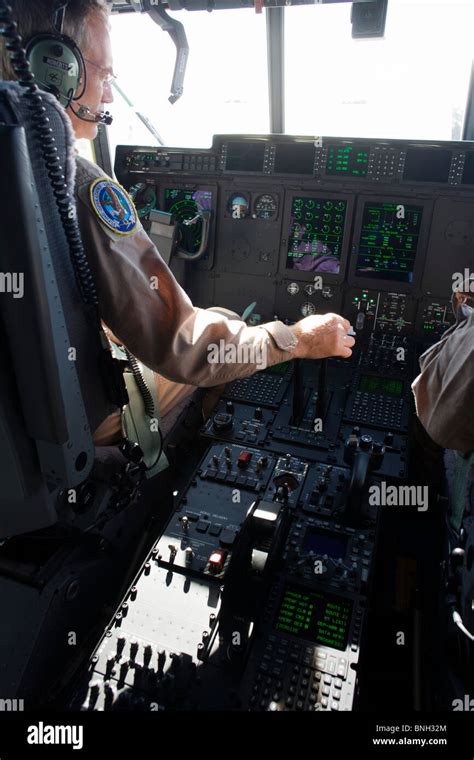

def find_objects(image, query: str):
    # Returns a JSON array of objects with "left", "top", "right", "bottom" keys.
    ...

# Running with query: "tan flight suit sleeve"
[
  {"left": 411, "top": 308, "right": 474, "bottom": 454},
  {"left": 74, "top": 157, "right": 297, "bottom": 387}
]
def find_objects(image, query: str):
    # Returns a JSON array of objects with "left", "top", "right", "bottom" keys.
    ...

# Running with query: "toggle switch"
[
  {"left": 237, "top": 451, "right": 252, "bottom": 469},
  {"left": 105, "top": 653, "right": 116, "bottom": 676},
  {"left": 116, "top": 634, "right": 126, "bottom": 656},
  {"left": 157, "top": 649, "right": 166, "bottom": 674},
  {"left": 129, "top": 639, "right": 139, "bottom": 662},
  {"left": 143, "top": 644, "right": 152, "bottom": 666}
]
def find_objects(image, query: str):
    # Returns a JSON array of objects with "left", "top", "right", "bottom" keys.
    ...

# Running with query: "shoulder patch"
[{"left": 90, "top": 178, "right": 138, "bottom": 235}]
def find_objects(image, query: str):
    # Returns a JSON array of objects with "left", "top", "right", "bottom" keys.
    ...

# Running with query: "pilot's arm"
[
  {"left": 412, "top": 296, "right": 474, "bottom": 454},
  {"left": 75, "top": 157, "right": 352, "bottom": 387}
]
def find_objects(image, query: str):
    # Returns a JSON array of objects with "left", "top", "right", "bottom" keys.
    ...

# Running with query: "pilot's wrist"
[{"left": 261, "top": 320, "right": 299, "bottom": 355}]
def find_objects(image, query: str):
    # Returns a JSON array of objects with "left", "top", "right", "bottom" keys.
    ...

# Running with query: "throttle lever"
[{"left": 344, "top": 431, "right": 384, "bottom": 526}]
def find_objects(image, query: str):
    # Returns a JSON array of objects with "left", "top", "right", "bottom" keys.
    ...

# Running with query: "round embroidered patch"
[{"left": 90, "top": 178, "right": 138, "bottom": 235}]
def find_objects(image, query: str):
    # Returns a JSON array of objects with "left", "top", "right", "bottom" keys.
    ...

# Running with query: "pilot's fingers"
[{"left": 340, "top": 317, "right": 351, "bottom": 332}]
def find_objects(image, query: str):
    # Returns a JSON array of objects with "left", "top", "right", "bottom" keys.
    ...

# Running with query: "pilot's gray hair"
[{"left": 0, "top": 0, "right": 110, "bottom": 80}]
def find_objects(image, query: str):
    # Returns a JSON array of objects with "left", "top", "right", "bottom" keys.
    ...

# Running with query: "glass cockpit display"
[
  {"left": 274, "top": 142, "right": 315, "bottom": 175},
  {"left": 164, "top": 188, "right": 213, "bottom": 254},
  {"left": 225, "top": 142, "right": 266, "bottom": 173},
  {"left": 354, "top": 201, "right": 423, "bottom": 284},
  {"left": 274, "top": 584, "right": 353, "bottom": 651},
  {"left": 286, "top": 196, "right": 347, "bottom": 274},
  {"left": 325, "top": 144, "right": 370, "bottom": 178}
]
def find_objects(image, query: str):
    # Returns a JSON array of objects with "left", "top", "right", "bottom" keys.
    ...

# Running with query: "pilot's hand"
[{"left": 290, "top": 313, "right": 355, "bottom": 359}]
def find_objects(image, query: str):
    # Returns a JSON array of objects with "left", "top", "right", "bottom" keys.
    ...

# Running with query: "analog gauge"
[
  {"left": 227, "top": 193, "right": 249, "bottom": 220},
  {"left": 254, "top": 193, "right": 278, "bottom": 220},
  {"left": 304, "top": 284, "right": 317, "bottom": 296},
  {"left": 301, "top": 302, "right": 316, "bottom": 316},
  {"left": 287, "top": 282, "right": 300, "bottom": 296}
]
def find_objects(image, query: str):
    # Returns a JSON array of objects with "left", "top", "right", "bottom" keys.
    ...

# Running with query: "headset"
[{"left": 25, "top": 2, "right": 113, "bottom": 125}]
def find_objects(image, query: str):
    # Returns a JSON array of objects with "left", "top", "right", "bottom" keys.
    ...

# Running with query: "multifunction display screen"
[
  {"left": 286, "top": 196, "right": 348, "bottom": 274},
  {"left": 302, "top": 527, "right": 348, "bottom": 559},
  {"left": 274, "top": 143, "right": 315, "bottom": 175},
  {"left": 225, "top": 142, "right": 266, "bottom": 173},
  {"left": 403, "top": 147, "right": 451, "bottom": 183},
  {"left": 358, "top": 375, "right": 403, "bottom": 397},
  {"left": 325, "top": 144, "right": 370, "bottom": 177},
  {"left": 354, "top": 201, "right": 423, "bottom": 283},
  {"left": 462, "top": 152, "right": 474, "bottom": 185},
  {"left": 274, "top": 585, "right": 353, "bottom": 651}
]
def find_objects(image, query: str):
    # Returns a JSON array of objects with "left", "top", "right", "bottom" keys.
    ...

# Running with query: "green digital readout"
[
  {"left": 355, "top": 202, "right": 423, "bottom": 284},
  {"left": 274, "top": 585, "right": 352, "bottom": 651},
  {"left": 326, "top": 144, "right": 370, "bottom": 177},
  {"left": 358, "top": 374, "right": 403, "bottom": 397},
  {"left": 286, "top": 196, "right": 347, "bottom": 274},
  {"left": 164, "top": 188, "right": 213, "bottom": 254}
]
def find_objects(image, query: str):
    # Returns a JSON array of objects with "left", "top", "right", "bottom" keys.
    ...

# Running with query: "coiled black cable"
[
  {"left": 124, "top": 349, "right": 155, "bottom": 419},
  {"left": 0, "top": 0, "right": 97, "bottom": 305},
  {"left": 124, "top": 348, "right": 164, "bottom": 473}
]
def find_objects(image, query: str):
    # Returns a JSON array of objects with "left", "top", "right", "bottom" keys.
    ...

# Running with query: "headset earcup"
[{"left": 26, "top": 33, "right": 84, "bottom": 107}]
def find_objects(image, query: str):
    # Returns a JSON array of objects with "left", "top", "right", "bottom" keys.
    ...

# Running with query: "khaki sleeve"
[
  {"left": 411, "top": 312, "right": 474, "bottom": 453},
  {"left": 74, "top": 158, "right": 297, "bottom": 387}
]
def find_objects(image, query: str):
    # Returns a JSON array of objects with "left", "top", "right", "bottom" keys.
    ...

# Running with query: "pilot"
[{"left": 1, "top": 0, "right": 355, "bottom": 446}]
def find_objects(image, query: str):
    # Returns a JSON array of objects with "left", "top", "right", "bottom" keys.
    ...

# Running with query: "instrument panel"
[
  {"left": 116, "top": 134, "right": 472, "bottom": 341},
  {"left": 121, "top": 135, "right": 474, "bottom": 187}
]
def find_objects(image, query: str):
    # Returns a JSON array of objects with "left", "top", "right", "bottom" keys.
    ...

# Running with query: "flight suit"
[
  {"left": 74, "top": 156, "right": 298, "bottom": 441},
  {"left": 412, "top": 303, "right": 474, "bottom": 454}
]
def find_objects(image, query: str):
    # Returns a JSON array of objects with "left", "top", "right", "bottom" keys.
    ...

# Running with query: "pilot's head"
[{"left": 0, "top": 0, "right": 114, "bottom": 141}]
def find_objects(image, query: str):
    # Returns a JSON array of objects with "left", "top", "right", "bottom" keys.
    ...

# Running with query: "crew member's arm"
[
  {"left": 411, "top": 293, "right": 474, "bottom": 453},
  {"left": 75, "top": 158, "right": 354, "bottom": 387}
]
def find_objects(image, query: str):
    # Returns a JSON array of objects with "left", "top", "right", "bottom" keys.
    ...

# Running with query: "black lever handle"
[
  {"left": 344, "top": 432, "right": 384, "bottom": 526},
  {"left": 315, "top": 358, "right": 327, "bottom": 423},
  {"left": 345, "top": 449, "right": 371, "bottom": 526}
]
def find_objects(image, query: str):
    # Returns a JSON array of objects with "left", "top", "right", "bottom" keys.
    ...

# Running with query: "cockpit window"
[
  {"left": 106, "top": 0, "right": 473, "bottom": 162},
  {"left": 285, "top": 0, "right": 474, "bottom": 141},
  {"left": 107, "top": 10, "right": 269, "bottom": 155}
]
